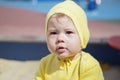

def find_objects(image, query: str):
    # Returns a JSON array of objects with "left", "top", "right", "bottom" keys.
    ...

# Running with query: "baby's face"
[{"left": 46, "top": 14, "right": 81, "bottom": 60}]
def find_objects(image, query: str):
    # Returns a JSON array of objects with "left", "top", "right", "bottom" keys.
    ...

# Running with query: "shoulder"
[
  {"left": 40, "top": 54, "right": 55, "bottom": 63},
  {"left": 37, "top": 54, "right": 56, "bottom": 71},
  {"left": 82, "top": 51, "right": 99, "bottom": 64},
  {"left": 80, "top": 51, "right": 101, "bottom": 72},
  {"left": 80, "top": 52, "right": 104, "bottom": 80}
]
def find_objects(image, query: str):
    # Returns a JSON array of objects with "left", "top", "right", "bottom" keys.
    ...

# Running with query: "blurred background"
[{"left": 0, "top": 0, "right": 120, "bottom": 80}]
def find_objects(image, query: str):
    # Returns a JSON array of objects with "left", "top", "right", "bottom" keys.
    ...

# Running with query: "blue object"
[{"left": 87, "top": 0, "right": 97, "bottom": 11}]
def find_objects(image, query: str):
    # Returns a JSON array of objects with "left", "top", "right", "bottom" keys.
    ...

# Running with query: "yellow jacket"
[{"left": 34, "top": 52, "right": 104, "bottom": 80}]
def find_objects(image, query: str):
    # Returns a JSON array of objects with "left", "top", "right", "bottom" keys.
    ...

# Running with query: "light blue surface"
[{"left": 0, "top": 0, "right": 120, "bottom": 20}]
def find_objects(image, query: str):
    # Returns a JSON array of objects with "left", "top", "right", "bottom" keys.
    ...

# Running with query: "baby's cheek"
[{"left": 73, "top": 46, "right": 81, "bottom": 52}]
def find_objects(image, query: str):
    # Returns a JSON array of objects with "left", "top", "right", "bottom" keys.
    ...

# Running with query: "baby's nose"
[
  {"left": 58, "top": 39, "right": 64, "bottom": 43},
  {"left": 57, "top": 33, "right": 65, "bottom": 43}
]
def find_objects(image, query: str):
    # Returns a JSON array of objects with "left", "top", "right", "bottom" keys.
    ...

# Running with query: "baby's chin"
[
  {"left": 58, "top": 52, "right": 81, "bottom": 61},
  {"left": 57, "top": 55, "right": 75, "bottom": 61}
]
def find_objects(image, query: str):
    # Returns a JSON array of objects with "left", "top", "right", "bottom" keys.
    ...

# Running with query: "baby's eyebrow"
[
  {"left": 48, "top": 27, "right": 56, "bottom": 31},
  {"left": 48, "top": 25, "right": 55, "bottom": 29}
]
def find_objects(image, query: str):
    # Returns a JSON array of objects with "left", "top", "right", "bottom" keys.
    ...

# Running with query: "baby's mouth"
[
  {"left": 58, "top": 47, "right": 64, "bottom": 49},
  {"left": 57, "top": 47, "right": 66, "bottom": 53}
]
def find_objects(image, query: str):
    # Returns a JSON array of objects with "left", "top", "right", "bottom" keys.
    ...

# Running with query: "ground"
[{"left": 0, "top": 59, "right": 39, "bottom": 80}]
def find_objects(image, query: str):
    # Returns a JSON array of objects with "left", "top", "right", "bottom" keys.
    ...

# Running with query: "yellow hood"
[{"left": 45, "top": 0, "right": 90, "bottom": 49}]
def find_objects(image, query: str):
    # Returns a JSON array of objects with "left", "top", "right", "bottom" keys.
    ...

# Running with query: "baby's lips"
[{"left": 58, "top": 47, "right": 65, "bottom": 49}]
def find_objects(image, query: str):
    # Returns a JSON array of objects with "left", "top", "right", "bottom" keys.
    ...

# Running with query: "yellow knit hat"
[{"left": 45, "top": 0, "right": 90, "bottom": 49}]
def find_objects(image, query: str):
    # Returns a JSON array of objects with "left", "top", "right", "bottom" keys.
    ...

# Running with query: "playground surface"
[{"left": 0, "top": 6, "right": 120, "bottom": 44}]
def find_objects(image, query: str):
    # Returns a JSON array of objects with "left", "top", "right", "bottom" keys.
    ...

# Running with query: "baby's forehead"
[{"left": 49, "top": 13, "right": 73, "bottom": 23}]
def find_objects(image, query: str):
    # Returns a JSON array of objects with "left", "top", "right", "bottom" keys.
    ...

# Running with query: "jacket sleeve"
[
  {"left": 80, "top": 62, "right": 104, "bottom": 80},
  {"left": 80, "top": 53, "right": 104, "bottom": 80},
  {"left": 33, "top": 59, "right": 45, "bottom": 80}
]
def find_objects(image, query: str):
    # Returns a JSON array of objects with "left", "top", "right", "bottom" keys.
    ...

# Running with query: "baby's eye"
[
  {"left": 50, "top": 32, "right": 57, "bottom": 35},
  {"left": 66, "top": 31, "right": 73, "bottom": 34}
]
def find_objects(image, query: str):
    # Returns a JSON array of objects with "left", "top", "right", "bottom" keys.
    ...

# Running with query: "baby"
[{"left": 34, "top": 0, "right": 104, "bottom": 80}]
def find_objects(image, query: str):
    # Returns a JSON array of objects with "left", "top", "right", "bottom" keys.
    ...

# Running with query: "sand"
[{"left": 0, "top": 59, "right": 39, "bottom": 80}]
